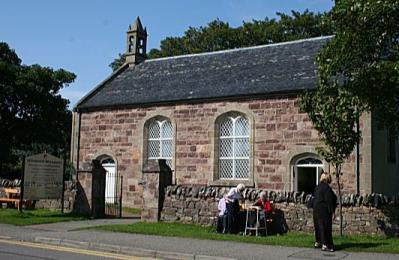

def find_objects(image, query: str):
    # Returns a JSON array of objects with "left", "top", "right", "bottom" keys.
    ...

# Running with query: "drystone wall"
[
  {"left": 161, "top": 185, "right": 399, "bottom": 236},
  {"left": 34, "top": 181, "right": 76, "bottom": 212}
]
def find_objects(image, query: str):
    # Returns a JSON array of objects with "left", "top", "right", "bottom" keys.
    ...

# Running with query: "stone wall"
[
  {"left": 77, "top": 97, "right": 372, "bottom": 209},
  {"left": 33, "top": 181, "right": 76, "bottom": 212},
  {"left": 161, "top": 185, "right": 399, "bottom": 236}
]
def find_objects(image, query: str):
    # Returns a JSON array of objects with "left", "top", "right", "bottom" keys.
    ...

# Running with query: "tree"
[
  {"left": 110, "top": 10, "right": 334, "bottom": 71},
  {"left": 300, "top": 84, "right": 362, "bottom": 236},
  {"left": 0, "top": 42, "right": 75, "bottom": 177},
  {"left": 300, "top": 0, "right": 399, "bottom": 236},
  {"left": 318, "top": 0, "right": 399, "bottom": 131}
]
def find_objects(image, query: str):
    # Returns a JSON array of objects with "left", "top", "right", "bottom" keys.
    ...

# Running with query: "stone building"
[{"left": 71, "top": 17, "right": 399, "bottom": 211}]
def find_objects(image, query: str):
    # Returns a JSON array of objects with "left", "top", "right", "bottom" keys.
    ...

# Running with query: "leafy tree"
[
  {"left": 0, "top": 42, "right": 75, "bottom": 177},
  {"left": 300, "top": 84, "right": 361, "bottom": 236},
  {"left": 318, "top": 0, "right": 399, "bottom": 131},
  {"left": 300, "top": 0, "right": 399, "bottom": 236},
  {"left": 110, "top": 10, "right": 333, "bottom": 71}
]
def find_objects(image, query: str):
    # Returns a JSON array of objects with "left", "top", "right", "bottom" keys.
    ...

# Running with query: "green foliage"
[
  {"left": 301, "top": 0, "right": 399, "bottom": 167},
  {"left": 110, "top": 10, "right": 333, "bottom": 71},
  {"left": 300, "top": 86, "right": 361, "bottom": 167},
  {"left": 0, "top": 42, "right": 75, "bottom": 176},
  {"left": 318, "top": 0, "right": 399, "bottom": 131}
]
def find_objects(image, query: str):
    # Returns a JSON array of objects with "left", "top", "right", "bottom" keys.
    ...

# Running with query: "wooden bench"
[{"left": 0, "top": 188, "right": 35, "bottom": 210}]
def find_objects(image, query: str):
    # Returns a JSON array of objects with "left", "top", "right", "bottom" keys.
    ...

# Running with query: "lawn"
[
  {"left": 0, "top": 208, "right": 89, "bottom": 226},
  {"left": 92, "top": 222, "right": 399, "bottom": 254},
  {"left": 122, "top": 207, "right": 141, "bottom": 215}
]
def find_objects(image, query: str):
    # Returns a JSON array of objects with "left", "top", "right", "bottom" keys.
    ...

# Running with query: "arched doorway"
[
  {"left": 293, "top": 157, "right": 323, "bottom": 195},
  {"left": 100, "top": 157, "right": 117, "bottom": 204}
]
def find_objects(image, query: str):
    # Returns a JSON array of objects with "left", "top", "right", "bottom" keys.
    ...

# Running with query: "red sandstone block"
[
  {"left": 258, "top": 152, "right": 270, "bottom": 158},
  {"left": 176, "top": 153, "right": 188, "bottom": 158},
  {"left": 129, "top": 185, "right": 135, "bottom": 192},
  {"left": 288, "top": 123, "right": 297, "bottom": 130},
  {"left": 283, "top": 132, "right": 294, "bottom": 139},
  {"left": 273, "top": 144, "right": 286, "bottom": 150},
  {"left": 266, "top": 159, "right": 281, "bottom": 165},
  {"left": 266, "top": 124, "right": 276, "bottom": 131},
  {"left": 188, "top": 153, "right": 198, "bottom": 158},
  {"left": 249, "top": 104, "right": 260, "bottom": 109},
  {"left": 187, "top": 166, "right": 197, "bottom": 171},
  {"left": 264, "top": 167, "right": 275, "bottom": 173},
  {"left": 259, "top": 183, "right": 274, "bottom": 189},
  {"left": 270, "top": 175, "right": 282, "bottom": 182}
]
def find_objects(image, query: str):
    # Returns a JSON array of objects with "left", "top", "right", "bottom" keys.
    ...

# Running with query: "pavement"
[{"left": 0, "top": 218, "right": 398, "bottom": 260}]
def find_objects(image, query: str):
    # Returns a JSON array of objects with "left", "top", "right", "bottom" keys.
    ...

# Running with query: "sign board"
[{"left": 23, "top": 153, "right": 63, "bottom": 200}]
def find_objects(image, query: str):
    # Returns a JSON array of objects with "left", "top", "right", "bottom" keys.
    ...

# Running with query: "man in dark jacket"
[{"left": 313, "top": 173, "right": 337, "bottom": 252}]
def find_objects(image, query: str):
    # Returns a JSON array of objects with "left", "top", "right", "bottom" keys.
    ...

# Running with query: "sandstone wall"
[{"left": 78, "top": 97, "right": 371, "bottom": 208}]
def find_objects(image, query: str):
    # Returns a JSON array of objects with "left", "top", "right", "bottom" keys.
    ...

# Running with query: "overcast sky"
[{"left": 1, "top": 0, "right": 334, "bottom": 108}]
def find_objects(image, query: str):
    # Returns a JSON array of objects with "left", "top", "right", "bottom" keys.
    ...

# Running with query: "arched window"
[
  {"left": 293, "top": 156, "right": 323, "bottom": 194},
  {"left": 218, "top": 113, "right": 250, "bottom": 180},
  {"left": 147, "top": 118, "right": 173, "bottom": 167}
]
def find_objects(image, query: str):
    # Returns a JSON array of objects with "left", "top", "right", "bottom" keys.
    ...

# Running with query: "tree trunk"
[{"left": 336, "top": 164, "right": 343, "bottom": 236}]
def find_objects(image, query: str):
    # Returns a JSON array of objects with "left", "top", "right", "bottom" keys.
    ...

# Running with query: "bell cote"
[{"left": 125, "top": 17, "right": 147, "bottom": 65}]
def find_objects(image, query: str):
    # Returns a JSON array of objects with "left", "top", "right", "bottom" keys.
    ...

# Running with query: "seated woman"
[{"left": 249, "top": 191, "right": 272, "bottom": 225}]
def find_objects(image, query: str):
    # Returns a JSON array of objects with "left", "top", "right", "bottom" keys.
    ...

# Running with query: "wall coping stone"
[{"left": 165, "top": 185, "right": 399, "bottom": 208}]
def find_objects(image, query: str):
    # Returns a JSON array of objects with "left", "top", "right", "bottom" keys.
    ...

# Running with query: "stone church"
[{"left": 71, "top": 17, "right": 399, "bottom": 210}]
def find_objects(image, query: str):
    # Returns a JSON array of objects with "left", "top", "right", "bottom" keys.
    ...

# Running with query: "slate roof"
[{"left": 76, "top": 36, "right": 331, "bottom": 111}]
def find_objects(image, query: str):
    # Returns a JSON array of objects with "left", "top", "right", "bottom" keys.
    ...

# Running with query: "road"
[{"left": 0, "top": 239, "right": 152, "bottom": 260}]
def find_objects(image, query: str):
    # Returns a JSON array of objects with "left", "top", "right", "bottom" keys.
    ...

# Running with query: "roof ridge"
[{"left": 145, "top": 35, "right": 333, "bottom": 63}]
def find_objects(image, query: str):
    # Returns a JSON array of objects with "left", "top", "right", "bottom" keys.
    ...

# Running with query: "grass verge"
[
  {"left": 0, "top": 208, "right": 89, "bottom": 226},
  {"left": 92, "top": 222, "right": 399, "bottom": 254},
  {"left": 122, "top": 207, "right": 141, "bottom": 215}
]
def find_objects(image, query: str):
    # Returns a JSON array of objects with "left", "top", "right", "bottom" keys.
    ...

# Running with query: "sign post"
[{"left": 19, "top": 158, "right": 25, "bottom": 213}]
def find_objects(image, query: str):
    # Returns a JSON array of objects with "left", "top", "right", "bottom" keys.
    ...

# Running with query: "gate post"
[
  {"left": 74, "top": 160, "right": 105, "bottom": 218},
  {"left": 91, "top": 160, "right": 106, "bottom": 218},
  {"left": 141, "top": 159, "right": 172, "bottom": 222}
]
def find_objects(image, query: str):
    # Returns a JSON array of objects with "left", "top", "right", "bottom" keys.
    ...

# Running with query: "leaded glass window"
[
  {"left": 219, "top": 115, "right": 249, "bottom": 179},
  {"left": 148, "top": 119, "right": 173, "bottom": 167}
]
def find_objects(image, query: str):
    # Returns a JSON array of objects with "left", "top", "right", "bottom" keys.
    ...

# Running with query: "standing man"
[{"left": 225, "top": 183, "right": 245, "bottom": 234}]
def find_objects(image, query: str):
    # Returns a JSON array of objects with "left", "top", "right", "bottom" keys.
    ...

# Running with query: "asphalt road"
[{"left": 0, "top": 239, "right": 150, "bottom": 260}]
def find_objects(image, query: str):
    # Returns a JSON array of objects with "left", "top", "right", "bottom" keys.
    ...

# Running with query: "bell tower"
[{"left": 125, "top": 17, "right": 147, "bottom": 65}]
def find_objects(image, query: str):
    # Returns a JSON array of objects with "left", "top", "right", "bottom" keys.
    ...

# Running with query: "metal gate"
[{"left": 105, "top": 172, "right": 123, "bottom": 218}]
